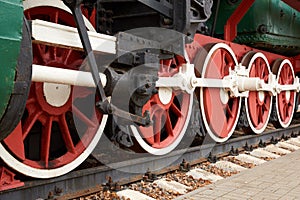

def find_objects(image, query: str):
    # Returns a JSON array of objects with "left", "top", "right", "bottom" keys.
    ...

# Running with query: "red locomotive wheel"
[
  {"left": 0, "top": 0, "right": 107, "bottom": 178},
  {"left": 242, "top": 52, "right": 272, "bottom": 134},
  {"left": 195, "top": 43, "right": 241, "bottom": 142},
  {"left": 273, "top": 59, "right": 296, "bottom": 128},
  {"left": 132, "top": 56, "right": 193, "bottom": 155}
]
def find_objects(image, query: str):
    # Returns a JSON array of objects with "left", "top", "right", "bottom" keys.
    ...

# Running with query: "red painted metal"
[
  {"left": 282, "top": 0, "right": 300, "bottom": 12},
  {"left": 2, "top": 7, "right": 103, "bottom": 169},
  {"left": 277, "top": 63, "right": 295, "bottom": 125},
  {"left": 139, "top": 56, "right": 190, "bottom": 148},
  {"left": 224, "top": 0, "right": 255, "bottom": 41},
  {"left": 0, "top": 167, "right": 24, "bottom": 191},
  {"left": 247, "top": 56, "right": 272, "bottom": 130},
  {"left": 187, "top": 34, "right": 289, "bottom": 65},
  {"left": 202, "top": 47, "right": 240, "bottom": 138},
  {"left": 293, "top": 55, "right": 300, "bottom": 74}
]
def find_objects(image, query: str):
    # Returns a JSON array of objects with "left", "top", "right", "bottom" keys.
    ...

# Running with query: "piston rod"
[{"left": 32, "top": 64, "right": 107, "bottom": 88}]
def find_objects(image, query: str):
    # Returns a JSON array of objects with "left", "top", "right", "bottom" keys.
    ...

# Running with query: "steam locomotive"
[{"left": 0, "top": 0, "right": 299, "bottom": 178}]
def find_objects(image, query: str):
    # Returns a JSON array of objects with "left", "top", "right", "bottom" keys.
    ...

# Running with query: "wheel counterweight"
[
  {"left": 0, "top": 0, "right": 107, "bottom": 178},
  {"left": 195, "top": 43, "right": 241, "bottom": 143}
]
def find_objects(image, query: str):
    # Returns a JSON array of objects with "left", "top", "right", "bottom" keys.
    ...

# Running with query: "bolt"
[
  {"left": 48, "top": 192, "right": 54, "bottom": 199},
  {"left": 54, "top": 186, "right": 63, "bottom": 195},
  {"left": 258, "top": 24, "right": 268, "bottom": 34}
]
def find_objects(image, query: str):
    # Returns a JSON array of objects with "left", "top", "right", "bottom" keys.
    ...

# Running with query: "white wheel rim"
[
  {"left": 199, "top": 43, "right": 241, "bottom": 143},
  {"left": 243, "top": 52, "right": 272, "bottom": 134},
  {"left": 275, "top": 59, "right": 295, "bottom": 128}
]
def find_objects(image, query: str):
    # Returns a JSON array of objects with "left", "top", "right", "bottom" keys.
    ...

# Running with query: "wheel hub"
[
  {"left": 43, "top": 83, "right": 71, "bottom": 107},
  {"left": 258, "top": 91, "right": 265, "bottom": 103},
  {"left": 285, "top": 90, "right": 291, "bottom": 102},
  {"left": 220, "top": 89, "right": 229, "bottom": 104},
  {"left": 158, "top": 88, "right": 173, "bottom": 105}
]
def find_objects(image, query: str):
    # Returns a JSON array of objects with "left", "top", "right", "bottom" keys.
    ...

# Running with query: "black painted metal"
[
  {"left": 0, "top": 18, "right": 32, "bottom": 140},
  {"left": 1, "top": 123, "right": 299, "bottom": 199}
]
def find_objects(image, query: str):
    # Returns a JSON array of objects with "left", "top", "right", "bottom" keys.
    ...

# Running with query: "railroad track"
[{"left": 1, "top": 122, "right": 300, "bottom": 200}]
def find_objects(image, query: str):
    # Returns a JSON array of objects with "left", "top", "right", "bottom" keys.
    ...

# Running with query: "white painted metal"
[
  {"left": 31, "top": 20, "right": 116, "bottom": 54},
  {"left": 32, "top": 64, "right": 107, "bottom": 87},
  {"left": 43, "top": 83, "right": 71, "bottom": 107},
  {"left": 219, "top": 89, "right": 229, "bottom": 104},
  {"left": 158, "top": 88, "right": 173, "bottom": 105}
]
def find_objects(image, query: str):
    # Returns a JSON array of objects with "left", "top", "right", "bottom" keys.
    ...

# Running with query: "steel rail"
[{"left": 0, "top": 122, "right": 299, "bottom": 199}]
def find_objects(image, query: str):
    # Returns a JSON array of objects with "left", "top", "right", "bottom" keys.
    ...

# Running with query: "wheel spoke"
[
  {"left": 165, "top": 113, "right": 174, "bottom": 137},
  {"left": 40, "top": 117, "right": 53, "bottom": 168},
  {"left": 260, "top": 62, "right": 266, "bottom": 78},
  {"left": 22, "top": 110, "right": 43, "bottom": 140},
  {"left": 220, "top": 51, "right": 226, "bottom": 76},
  {"left": 73, "top": 105, "right": 98, "bottom": 128},
  {"left": 255, "top": 59, "right": 260, "bottom": 77},
  {"left": 225, "top": 104, "right": 234, "bottom": 118},
  {"left": 251, "top": 106, "right": 259, "bottom": 127},
  {"left": 283, "top": 67, "right": 288, "bottom": 81},
  {"left": 262, "top": 99, "right": 269, "bottom": 112},
  {"left": 51, "top": 47, "right": 58, "bottom": 61},
  {"left": 59, "top": 114, "right": 76, "bottom": 154},
  {"left": 154, "top": 112, "right": 162, "bottom": 145},
  {"left": 170, "top": 103, "right": 182, "bottom": 117},
  {"left": 284, "top": 104, "right": 288, "bottom": 119},
  {"left": 36, "top": 44, "right": 46, "bottom": 64},
  {"left": 73, "top": 87, "right": 93, "bottom": 99},
  {"left": 24, "top": 12, "right": 31, "bottom": 20},
  {"left": 26, "top": 97, "right": 36, "bottom": 105},
  {"left": 258, "top": 106, "right": 263, "bottom": 125},
  {"left": 63, "top": 49, "right": 73, "bottom": 65},
  {"left": 50, "top": 10, "right": 59, "bottom": 23}
]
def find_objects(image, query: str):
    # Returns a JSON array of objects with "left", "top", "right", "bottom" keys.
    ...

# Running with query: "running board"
[{"left": 30, "top": 19, "right": 116, "bottom": 54}]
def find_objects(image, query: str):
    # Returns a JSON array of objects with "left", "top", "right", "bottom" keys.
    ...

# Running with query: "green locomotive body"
[
  {"left": 0, "top": 0, "right": 23, "bottom": 119},
  {"left": 211, "top": 0, "right": 300, "bottom": 56}
]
